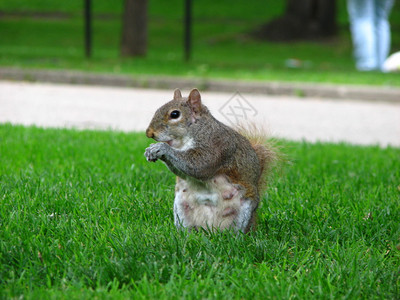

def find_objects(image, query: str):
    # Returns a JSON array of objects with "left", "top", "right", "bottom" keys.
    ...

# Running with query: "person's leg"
[
  {"left": 374, "top": 0, "right": 394, "bottom": 70},
  {"left": 347, "top": 0, "right": 378, "bottom": 71}
]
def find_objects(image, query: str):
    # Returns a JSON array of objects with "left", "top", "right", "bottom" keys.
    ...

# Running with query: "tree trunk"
[
  {"left": 121, "top": 0, "right": 148, "bottom": 57},
  {"left": 254, "top": 0, "right": 337, "bottom": 41}
]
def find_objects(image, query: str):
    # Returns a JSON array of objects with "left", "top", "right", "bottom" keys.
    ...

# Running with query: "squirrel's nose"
[{"left": 146, "top": 127, "right": 155, "bottom": 139}]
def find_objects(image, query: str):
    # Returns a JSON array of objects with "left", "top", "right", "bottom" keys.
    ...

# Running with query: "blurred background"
[{"left": 0, "top": 0, "right": 399, "bottom": 86}]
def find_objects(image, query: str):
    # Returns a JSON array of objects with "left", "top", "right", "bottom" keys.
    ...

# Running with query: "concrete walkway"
[
  {"left": 1, "top": 67, "right": 400, "bottom": 102},
  {"left": 0, "top": 80, "right": 399, "bottom": 147}
]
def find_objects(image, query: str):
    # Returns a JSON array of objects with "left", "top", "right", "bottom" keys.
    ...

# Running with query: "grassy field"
[
  {"left": 0, "top": 124, "right": 399, "bottom": 299},
  {"left": 0, "top": 0, "right": 400, "bottom": 86}
]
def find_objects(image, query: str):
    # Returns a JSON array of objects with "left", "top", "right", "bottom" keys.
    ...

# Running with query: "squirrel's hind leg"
[{"left": 235, "top": 198, "right": 258, "bottom": 233}]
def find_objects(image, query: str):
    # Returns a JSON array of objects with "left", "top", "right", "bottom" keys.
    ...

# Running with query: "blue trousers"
[{"left": 347, "top": 0, "right": 394, "bottom": 71}]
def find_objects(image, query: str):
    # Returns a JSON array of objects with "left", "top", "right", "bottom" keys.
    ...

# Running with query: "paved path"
[
  {"left": 0, "top": 80, "right": 399, "bottom": 147},
  {"left": 2, "top": 67, "right": 400, "bottom": 102}
]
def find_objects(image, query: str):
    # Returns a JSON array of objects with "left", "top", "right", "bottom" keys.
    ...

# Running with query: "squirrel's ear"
[
  {"left": 173, "top": 88, "right": 182, "bottom": 100},
  {"left": 187, "top": 88, "right": 202, "bottom": 115}
]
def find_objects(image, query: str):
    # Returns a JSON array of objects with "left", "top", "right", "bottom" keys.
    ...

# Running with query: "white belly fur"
[{"left": 173, "top": 175, "right": 246, "bottom": 231}]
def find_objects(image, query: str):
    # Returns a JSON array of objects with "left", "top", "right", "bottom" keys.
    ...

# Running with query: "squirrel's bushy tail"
[{"left": 236, "top": 124, "right": 281, "bottom": 193}]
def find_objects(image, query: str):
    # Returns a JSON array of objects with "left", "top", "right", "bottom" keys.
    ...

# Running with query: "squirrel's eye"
[{"left": 170, "top": 110, "right": 181, "bottom": 119}]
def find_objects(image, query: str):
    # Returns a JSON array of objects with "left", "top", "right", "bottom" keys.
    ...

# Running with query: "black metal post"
[
  {"left": 184, "top": 0, "right": 192, "bottom": 61},
  {"left": 84, "top": 0, "right": 92, "bottom": 58}
]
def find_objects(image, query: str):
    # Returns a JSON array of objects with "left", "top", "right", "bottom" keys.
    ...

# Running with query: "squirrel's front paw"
[{"left": 144, "top": 143, "right": 167, "bottom": 162}]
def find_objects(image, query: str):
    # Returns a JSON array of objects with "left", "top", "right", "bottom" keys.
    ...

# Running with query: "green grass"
[
  {"left": 0, "top": 124, "right": 399, "bottom": 299},
  {"left": 0, "top": 0, "right": 400, "bottom": 86}
]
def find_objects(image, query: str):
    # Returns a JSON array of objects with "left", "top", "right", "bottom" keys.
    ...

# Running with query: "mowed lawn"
[
  {"left": 0, "top": 0, "right": 400, "bottom": 86},
  {"left": 0, "top": 124, "right": 399, "bottom": 299}
]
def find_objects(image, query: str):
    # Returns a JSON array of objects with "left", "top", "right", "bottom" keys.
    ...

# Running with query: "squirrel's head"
[{"left": 146, "top": 88, "right": 206, "bottom": 149}]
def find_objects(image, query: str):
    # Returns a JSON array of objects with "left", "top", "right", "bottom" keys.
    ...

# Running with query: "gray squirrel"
[{"left": 145, "top": 88, "right": 276, "bottom": 233}]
